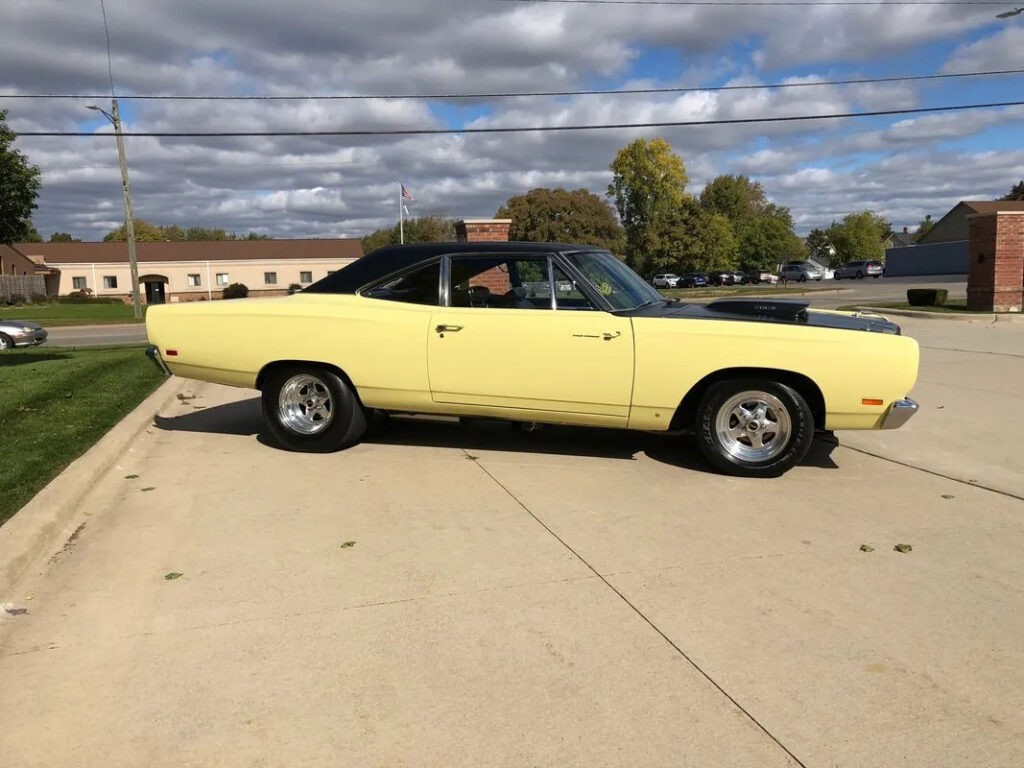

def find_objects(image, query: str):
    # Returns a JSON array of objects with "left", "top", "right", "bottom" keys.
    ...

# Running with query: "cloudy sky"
[{"left": 2, "top": 0, "right": 1024, "bottom": 241}]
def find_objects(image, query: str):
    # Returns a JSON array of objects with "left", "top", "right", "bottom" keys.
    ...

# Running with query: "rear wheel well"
[
  {"left": 256, "top": 360, "right": 363, "bottom": 405},
  {"left": 670, "top": 368, "right": 826, "bottom": 431}
]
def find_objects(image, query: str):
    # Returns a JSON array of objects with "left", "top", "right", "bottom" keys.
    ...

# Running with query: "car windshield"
[{"left": 563, "top": 251, "right": 666, "bottom": 311}]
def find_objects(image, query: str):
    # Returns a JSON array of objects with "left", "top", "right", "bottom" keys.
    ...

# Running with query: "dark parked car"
[
  {"left": 677, "top": 272, "right": 709, "bottom": 288},
  {"left": 743, "top": 271, "right": 779, "bottom": 285},
  {"left": 834, "top": 260, "right": 884, "bottom": 280},
  {"left": 708, "top": 271, "right": 736, "bottom": 286}
]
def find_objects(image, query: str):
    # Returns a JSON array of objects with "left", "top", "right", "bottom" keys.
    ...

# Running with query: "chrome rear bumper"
[
  {"left": 882, "top": 398, "right": 919, "bottom": 430},
  {"left": 146, "top": 345, "right": 171, "bottom": 376}
]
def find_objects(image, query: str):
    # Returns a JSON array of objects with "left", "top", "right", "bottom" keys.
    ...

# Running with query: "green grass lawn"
[
  {"left": 837, "top": 300, "right": 988, "bottom": 314},
  {"left": 0, "top": 346, "right": 165, "bottom": 526},
  {"left": 661, "top": 283, "right": 843, "bottom": 300},
  {"left": 0, "top": 303, "right": 144, "bottom": 327}
]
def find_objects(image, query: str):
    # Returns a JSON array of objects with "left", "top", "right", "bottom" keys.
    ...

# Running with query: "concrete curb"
[
  {"left": 853, "top": 306, "right": 1024, "bottom": 323},
  {"left": 0, "top": 376, "right": 187, "bottom": 599}
]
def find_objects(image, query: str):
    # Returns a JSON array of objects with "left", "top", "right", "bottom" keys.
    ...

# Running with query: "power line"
[
  {"left": 3, "top": 67, "right": 1022, "bottom": 101},
  {"left": 495, "top": 0, "right": 1007, "bottom": 5},
  {"left": 16, "top": 99, "right": 1024, "bottom": 138}
]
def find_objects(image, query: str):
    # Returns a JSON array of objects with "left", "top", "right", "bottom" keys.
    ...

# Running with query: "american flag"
[{"left": 401, "top": 184, "right": 415, "bottom": 201}]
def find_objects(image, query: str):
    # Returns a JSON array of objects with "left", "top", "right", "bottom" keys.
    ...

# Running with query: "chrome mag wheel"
[
  {"left": 715, "top": 390, "right": 792, "bottom": 463},
  {"left": 278, "top": 373, "right": 334, "bottom": 435}
]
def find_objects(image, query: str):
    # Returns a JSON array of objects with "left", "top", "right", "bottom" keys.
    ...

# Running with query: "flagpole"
[{"left": 399, "top": 182, "right": 404, "bottom": 245}]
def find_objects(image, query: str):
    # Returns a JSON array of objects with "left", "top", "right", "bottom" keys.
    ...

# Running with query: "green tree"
[
  {"left": 739, "top": 217, "right": 805, "bottom": 272},
  {"left": 608, "top": 138, "right": 689, "bottom": 274},
  {"left": 699, "top": 174, "right": 767, "bottom": 225},
  {"left": 48, "top": 232, "right": 80, "bottom": 242},
  {"left": 22, "top": 226, "right": 43, "bottom": 242},
  {"left": 361, "top": 215, "right": 457, "bottom": 253},
  {"left": 826, "top": 211, "right": 890, "bottom": 264},
  {"left": 0, "top": 110, "right": 43, "bottom": 244},
  {"left": 496, "top": 187, "right": 624, "bottom": 252},
  {"left": 103, "top": 219, "right": 170, "bottom": 242},
  {"left": 999, "top": 181, "right": 1024, "bottom": 201},
  {"left": 805, "top": 228, "right": 832, "bottom": 263},
  {"left": 660, "top": 199, "right": 739, "bottom": 273},
  {"left": 914, "top": 214, "right": 934, "bottom": 243}
]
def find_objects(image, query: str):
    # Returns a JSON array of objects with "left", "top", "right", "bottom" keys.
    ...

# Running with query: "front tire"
[
  {"left": 0, "top": 333, "right": 13, "bottom": 351},
  {"left": 856, "top": 271, "right": 864, "bottom": 279},
  {"left": 261, "top": 366, "right": 367, "bottom": 452},
  {"left": 695, "top": 380, "right": 815, "bottom": 477}
]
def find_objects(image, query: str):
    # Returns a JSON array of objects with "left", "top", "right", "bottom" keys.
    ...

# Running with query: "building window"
[
  {"left": 104, "top": 275, "right": 118, "bottom": 289},
  {"left": 300, "top": 271, "right": 313, "bottom": 284},
  {"left": 216, "top": 273, "right": 229, "bottom": 286},
  {"left": 72, "top": 276, "right": 87, "bottom": 290},
  {"left": 264, "top": 271, "right": 277, "bottom": 285},
  {"left": 187, "top": 273, "right": 201, "bottom": 287}
]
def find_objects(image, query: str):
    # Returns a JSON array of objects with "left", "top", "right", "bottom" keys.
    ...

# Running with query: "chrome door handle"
[
  {"left": 435, "top": 324, "right": 463, "bottom": 335},
  {"left": 602, "top": 331, "right": 621, "bottom": 341}
]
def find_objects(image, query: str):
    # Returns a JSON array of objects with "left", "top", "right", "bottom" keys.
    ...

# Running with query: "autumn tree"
[
  {"left": 805, "top": 228, "right": 833, "bottom": 263},
  {"left": 0, "top": 110, "right": 42, "bottom": 244},
  {"left": 739, "top": 217, "right": 805, "bottom": 271},
  {"left": 608, "top": 138, "right": 689, "bottom": 274},
  {"left": 48, "top": 232, "right": 80, "bottom": 242},
  {"left": 104, "top": 220, "right": 272, "bottom": 242},
  {"left": 496, "top": 187, "right": 624, "bottom": 252},
  {"left": 826, "top": 211, "right": 890, "bottom": 264}
]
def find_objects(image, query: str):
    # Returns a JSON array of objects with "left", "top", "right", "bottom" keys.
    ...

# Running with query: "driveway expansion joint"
[{"left": 463, "top": 448, "right": 809, "bottom": 768}]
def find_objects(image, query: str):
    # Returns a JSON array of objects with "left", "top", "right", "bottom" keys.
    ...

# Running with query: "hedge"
[{"left": 906, "top": 288, "right": 948, "bottom": 307}]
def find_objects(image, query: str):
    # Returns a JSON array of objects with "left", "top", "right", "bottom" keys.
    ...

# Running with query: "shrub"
[
  {"left": 907, "top": 289, "right": 948, "bottom": 307},
  {"left": 286, "top": 283, "right": 302, "bottom": 295},
  {"left": 30, "top": 293, "right": 48, "bottom": 305},
  {"left": 222, "top": 282, "right": 249, "bottom": 299},
  {"left": 57, "top": 292, "right": 123, "bottom": 304},
  {"left": 5, "top": 293, "right": 26, "bottom": 306}
]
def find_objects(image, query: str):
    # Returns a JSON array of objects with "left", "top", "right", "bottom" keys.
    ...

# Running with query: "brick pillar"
[
  {"left": 455, "top": 218, "right": 511, "bottom": 243},
  {"left": 968, "top": 213, "right": 1024, "bottom": 312}
]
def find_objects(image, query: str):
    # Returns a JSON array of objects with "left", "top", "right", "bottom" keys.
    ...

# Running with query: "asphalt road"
[
  {"left": 42, "top": 275, "right": 969, "bottom": 347},
  {"left": 2, "top": 313, "right": 1021, "bottom": 767}
]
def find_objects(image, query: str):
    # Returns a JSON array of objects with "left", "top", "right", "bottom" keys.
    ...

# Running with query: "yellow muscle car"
[{"left": 146, "top": 242, "right": 919, "bottom": 477}]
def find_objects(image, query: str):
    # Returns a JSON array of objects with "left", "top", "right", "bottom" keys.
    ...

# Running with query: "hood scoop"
[{"left": 705, "top": 298, "right": 809, "bottom": 322}]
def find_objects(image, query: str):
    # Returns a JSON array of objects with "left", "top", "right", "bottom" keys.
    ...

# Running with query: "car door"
[{"left": 427, "top": 253, "right": 634, "bottom": 421}]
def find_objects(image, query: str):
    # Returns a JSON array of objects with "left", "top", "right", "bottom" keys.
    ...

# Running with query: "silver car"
[
  {"left": 834, "top": 260, "right": 884, "bottom": 280},
  {"left": 779, "top": 262, "right": 823, "bottom": 282},
  {"left": 0, "top": 319, "right": 48, "bottom": 350}
]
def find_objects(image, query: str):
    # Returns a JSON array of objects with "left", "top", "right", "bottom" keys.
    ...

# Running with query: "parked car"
[
  {"left": 146, "top": 242, "right": 920, "bottom": 478},
  {"left": 780, "top": 262, "right": 824, "bottom": 282},
  {"left": 651, "top": 273, "right": 681, "bottom": 288},
  {"left": 0, "top": 319, "right": 47, "bottom": 350},
  {"left": 834, "top": 260, "right": 884, "bottom": 280},
  {"left": 744, "top": 271, "right": 779, "bottom": 285},
  {"left": 709, "top": 271, "right": 737, "bottom": 286},
  {"left": 677, "top": 273, "right": 709, "bottom": 288}
]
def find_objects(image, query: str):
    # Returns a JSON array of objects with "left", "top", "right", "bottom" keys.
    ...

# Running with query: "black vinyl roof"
[{"left": 303, "top": 241, "right": 604, "bottom": 294}]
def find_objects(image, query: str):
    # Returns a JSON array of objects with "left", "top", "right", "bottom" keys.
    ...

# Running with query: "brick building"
[{"left": 967, "top": 211, "right": 1024, "bottom": 312}]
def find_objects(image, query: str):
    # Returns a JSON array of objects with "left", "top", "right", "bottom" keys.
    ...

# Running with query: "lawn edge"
[
  {"left": 849, "top": 305, "right": 1024, "bottom": 323},
  {"left": 0, "top": 375, "right": 187, "bottom": 600}
]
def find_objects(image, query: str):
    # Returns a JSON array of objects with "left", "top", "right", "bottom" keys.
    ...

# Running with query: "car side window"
[
  {"left": 449, "top": 255, "right": 551, "bottom": 309},
  {"left": 364, "top": 261, "right": 440, "bottom": 305},
  {"left": 552, "top": 265, "right": 597, "bottom": 311}
]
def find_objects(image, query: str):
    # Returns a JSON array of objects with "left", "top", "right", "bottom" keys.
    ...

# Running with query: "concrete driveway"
[{"left": 1, "top": 316, "right": 1022, "bottom": 767}]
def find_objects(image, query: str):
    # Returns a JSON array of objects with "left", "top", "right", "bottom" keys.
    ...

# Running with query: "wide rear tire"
[
  {"left": 261, "top": 366, "right": 367, "bottom": 452},
  {"left": 695, "top": 379, "right": 815, "bottom": 478}
]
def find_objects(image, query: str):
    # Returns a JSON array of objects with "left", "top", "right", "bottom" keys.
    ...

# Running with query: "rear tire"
[
  {"left": 798, "top": 275, "right": 807, "bottom": 283},
  {"left": 856, "top": 271, "right": 864, "bottom": 279},
  {"left": 695, "top": 379, "right": 815, "bottom": 478},
  {"left": 261, "top": 366, "right": 367, "bottom": 452},
  {"left": 0, "top": 333, "right": 13, "bottom": 351}
]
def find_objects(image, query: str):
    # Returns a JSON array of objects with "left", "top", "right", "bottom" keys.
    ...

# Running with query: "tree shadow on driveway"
[{"left": 153, "top": 396, "right": 839, "bottom": 474}]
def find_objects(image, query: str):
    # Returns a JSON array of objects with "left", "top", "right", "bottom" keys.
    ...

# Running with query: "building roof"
[
  {"left": 888, "top": 231, "right": 915, "bottom": 247},
  {"left": 961, "top": 201, "right": 1024, "bottom": 214},
  {"left": 915, "top": 200, "right": 1024, "bottom": 245},
  {"left": 13, "top": 238, "right": 363, "bottom": 265},
  {"left": 305, "top": 241, "right": 605, "bottom": 294}
]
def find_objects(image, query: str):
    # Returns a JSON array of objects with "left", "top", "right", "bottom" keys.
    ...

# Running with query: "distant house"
[
  {"left": 885, "top": 200, "right": 1024, "bottom": 276},
  {"left": 13, "top": 239, "right": 363, "bottom": 304},
  {"left": 883, "top": 228, "right": 915, "bottom": 249}
]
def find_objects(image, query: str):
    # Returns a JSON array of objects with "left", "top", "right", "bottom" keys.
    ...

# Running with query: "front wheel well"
[
  {"left": 670, "top": 368, "right": 826, "bottom": 431},
  {"left": 256, "top": 360, "right": 363, "bottom": 405}
]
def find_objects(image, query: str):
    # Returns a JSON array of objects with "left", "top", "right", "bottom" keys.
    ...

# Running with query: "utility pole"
[{"left": 89, "top": 100, "right": 142, "bottom": 319}]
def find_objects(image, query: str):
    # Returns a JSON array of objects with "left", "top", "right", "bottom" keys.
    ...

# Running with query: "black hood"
[{"left": 627, "top": 298, "right": 901, "bottom": 334}]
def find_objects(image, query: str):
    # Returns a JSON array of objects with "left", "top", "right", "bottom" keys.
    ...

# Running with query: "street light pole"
[{"left": 89, "top": 100, "right": 142, "bottom": 319}]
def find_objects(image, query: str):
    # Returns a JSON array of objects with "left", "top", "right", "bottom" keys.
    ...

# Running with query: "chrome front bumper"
[
  {"left": 146, "top": 345, "right": 172, "bottom": 376},
  {"left": 882, "top": 398, "right": 919, "bottom": 430}
]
